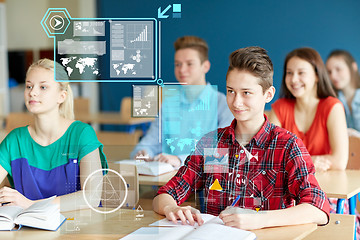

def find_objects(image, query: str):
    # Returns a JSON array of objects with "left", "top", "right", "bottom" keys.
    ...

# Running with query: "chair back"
[
  {"left": 5, "top": 112, "right": 33, "bottom": 133},
  {"left": 74, "top": 97, "right": 90, "bottom": 116},
  {"left": 97, "top": 130, "right": 142, "bottom": 160},
  {"left": 347, "top": 134, "right": 360, "bottom": 169},
  {"left": 96, "top": 130, "right": 142, "bottom": 146},
  {"left": 101, "top": 162, "right": 139, "bottom": 209},
  {"left": 120, "top": 97, "right": 132, "bottom": 120}
]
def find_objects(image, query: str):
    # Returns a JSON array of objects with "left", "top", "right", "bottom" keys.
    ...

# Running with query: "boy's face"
[
  {"left": 174, "top": 48, "right": 210, "bottom": 85},
  {"left": 226, "top": 69, "right": 274, "bottom": 122}
]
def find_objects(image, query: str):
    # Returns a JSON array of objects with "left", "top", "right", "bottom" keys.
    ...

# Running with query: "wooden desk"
[
  {"left": 76, "top": 112, "right": 153, "bottom": 126},
  {"left": 304, "top": 213, "right": 355, "bottom": 240},
  {"left": 138, "top": 170, "right": 177, "bottom": 186},
  {"left": 1, "top": 209, "right": 317, "bottom": 240},
  {"left": 2, "top": 112, "right": 154, "bottom": 132},
  {"left": 316, "top": 170, "right": 360, "bottom": 199},
  {"left": 77, "top": 112, "right": 153, "bottom": 133},
  {"left": 316, "top": 170, "right": 360, "bottom": 214}
]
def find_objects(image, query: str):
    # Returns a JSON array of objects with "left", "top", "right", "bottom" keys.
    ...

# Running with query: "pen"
[{"left": 231, "top": 195, "right": 241, "bottom": 207}]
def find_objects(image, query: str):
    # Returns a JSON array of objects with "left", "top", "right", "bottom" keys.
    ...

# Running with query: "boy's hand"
[
  {"left": 219, "top": 207, "right": 264, "bottom": 230},
  {"left": 163, "top": 205, "right": 204, "bottom": 226},
  {"left": 0, "top": 187, "right": 34, "bottom": 209},
  {"left": 154, "top": 154, "right": 181, "bottom": 168},
  {"left": 134, "top": 150, "right": 153, "bottom": 161}
]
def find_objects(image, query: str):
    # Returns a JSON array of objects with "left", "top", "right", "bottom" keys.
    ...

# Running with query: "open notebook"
[
  {"left": 115, "top": 160, "right": 175, "bottom": 176},
  {"left": 0, "top": 196, "right": 66, "bottom": 231},
  {"left": 121, "top": 213, "right": 256, "bottom": 240}
]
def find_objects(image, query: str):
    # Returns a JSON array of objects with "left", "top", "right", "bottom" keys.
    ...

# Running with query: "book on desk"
[
  {"left": 121, "top": 213, "right": 256, "bottom": 240},
  {"left": 115, "top": 160, "right": 176, "bottom": 176},
  {"left": 0, "top": 196, "right": 66, "bottom": 231}
]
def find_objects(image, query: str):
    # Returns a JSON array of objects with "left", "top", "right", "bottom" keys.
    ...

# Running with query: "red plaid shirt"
[{"left": 158, "top": 117, "right": 330, "bottom": 219}]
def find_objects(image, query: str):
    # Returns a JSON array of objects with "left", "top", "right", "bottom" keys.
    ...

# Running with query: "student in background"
[
  {"left": 153, "top": 47, "right": 329, "bottom": 229},
  {"left": 326, "top": 50, "right": 360, "bottom": 133},
  {"left": 269, "top": 47, "right": 348, "bottom": 172},
  {"left": 0, "top": 59, "right": 107, "bottom": 211},
  {"left": 131, "top": 36, "right": 233, "bottom": 167}
]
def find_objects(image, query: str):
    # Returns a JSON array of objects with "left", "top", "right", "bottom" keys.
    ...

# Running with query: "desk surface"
[
  {"left": 2, "top": 208, "right": 317, "bottom": 240},
  {"left": 316, "top": 169, "right": 360, "bottom": 199},
  {"left": 76, "top": 112, "right": 154, "bottom": 125}
]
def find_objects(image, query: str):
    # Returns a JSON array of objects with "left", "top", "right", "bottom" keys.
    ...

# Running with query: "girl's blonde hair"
[{"left": 26, "top": 58, "right": 74, "bottom": 120}]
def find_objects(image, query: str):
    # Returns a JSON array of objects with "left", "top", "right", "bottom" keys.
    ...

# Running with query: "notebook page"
[
  {"left": 120, "top": 226, "right": 193, "bottom": 240},
  {"left": 182, "top": 217, "right": 256, "bottom": 240},
  {"left": 0, "top": 206, "right": 23, "bottom": 222},
  {"left": 149, "top": 213, "right": 216, "bottom": 227}
]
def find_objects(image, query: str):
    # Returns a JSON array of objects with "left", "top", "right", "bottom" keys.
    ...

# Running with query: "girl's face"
[
  {"left": 326, "top": 56, "right": 352, "bottom": 90},
  {"left": 285, "top": 57, "right": 318, "bottom": 99},
  {"left": 24, "top": 67, "right": 66, "bottom": 115}
]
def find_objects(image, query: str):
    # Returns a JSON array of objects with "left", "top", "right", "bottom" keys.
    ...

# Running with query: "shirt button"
[
  {"left": 262, "top": 170, "right": 266, "bottom": 175},
  {"left": 240, "top": 150, "right": 244, "bottom": 153}
]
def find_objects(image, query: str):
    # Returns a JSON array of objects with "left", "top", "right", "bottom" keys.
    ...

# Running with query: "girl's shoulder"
[
  {"left": 322, "top": 96, "right": 341, "bottom": 103},
  {"left": 5, "top": 126, "right": 30, "bottom": 141},
  {"left": 272, "top": 98, "right": 296, "bottom": 113},
  {"left": 66, "top": 120, "right": 93, "bottom": 134},
  {"left": 320, "top": 96, "right": 342, "bottom": 108}
]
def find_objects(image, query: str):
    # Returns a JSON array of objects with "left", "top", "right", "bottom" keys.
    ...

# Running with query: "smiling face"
[
  {"left": 226, "top": 69, "right": 274, "bottom": 122},
  {"left": 24, "top": 67, "right": 67, "bottom": 115},
  {"left": 174, "top": 48, "right": 210, "bottom": 85},
  {"left": 326, "top": 56, "right": 352, "bottom": 90},
  {"left": 285, "top": 57, "right": 318, "bottom": 99}
]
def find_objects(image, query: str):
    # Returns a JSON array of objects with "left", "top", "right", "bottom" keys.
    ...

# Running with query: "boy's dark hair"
[
  {"left": 327, "top": 49, "right": 360, "bottom": 89},
  {"left": 281, "top": 47, "right": 336, "bottom": 99},
  {"left": 227, "top": 47, "right": 273, "bottom": 93},
  {"left": 174, "top": 36, "right": 208, "bottom": 63}
]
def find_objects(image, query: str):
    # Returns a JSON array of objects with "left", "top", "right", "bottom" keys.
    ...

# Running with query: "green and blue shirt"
[{"left": 0, "top": 121, "right": 107, "bottom": 200}]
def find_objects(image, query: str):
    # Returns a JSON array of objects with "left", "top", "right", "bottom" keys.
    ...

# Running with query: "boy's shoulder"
[{"left": 266, "top": 122, "right": 300, "bottom": 146}]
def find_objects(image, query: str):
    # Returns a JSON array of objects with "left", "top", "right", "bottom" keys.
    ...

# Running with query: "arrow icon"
[
  {"left": 158, "top": 5, "right": 171, "bottom": 18},
  {"left": 54, "top": 18, "right": 62, "bottom": 28},
  {"left": 49, "top": 15, "right": 64, "bottom": 30}
]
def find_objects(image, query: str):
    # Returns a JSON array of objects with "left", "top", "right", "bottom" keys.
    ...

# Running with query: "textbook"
[
  {"left": 115, "top": 160, "right": 175, "bottom": 176},
  {"left": 121, "top": 213, "right": 256, "bottom": 240},
  {"left": 0, "top": 196, "right": 66, "bottom": 231}
]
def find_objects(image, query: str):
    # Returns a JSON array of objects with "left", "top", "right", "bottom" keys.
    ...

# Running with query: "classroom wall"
[
  {"left": 97, "top": 0, "right": 360, "bottom": 111},
  {"left": 5, "top": 0, "right": 99, "bottom": 115},
  {"left": 6, "top": 0, "right": 96, "bottom": 51}
]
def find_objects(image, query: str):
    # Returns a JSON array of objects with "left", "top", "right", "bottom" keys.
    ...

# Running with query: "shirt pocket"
[{"left": 247, "top": 169, "right": 278, "bottom": 210}]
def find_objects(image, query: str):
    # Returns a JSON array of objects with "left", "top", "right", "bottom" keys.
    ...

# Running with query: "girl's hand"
[
  {"left": 312, "top": 156, "right": 332, "bottom": 172},
  {"left": 0, "top": 187, "right": 35, "bottom": 209}
]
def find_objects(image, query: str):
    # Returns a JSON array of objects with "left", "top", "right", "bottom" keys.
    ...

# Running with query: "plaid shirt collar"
[{"left": 226, "top": 114, "right": 272, "bottom": 149}]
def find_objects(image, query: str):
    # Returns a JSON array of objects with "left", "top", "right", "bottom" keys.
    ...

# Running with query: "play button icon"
[
  {"left": 54, "top": 18, "right": 62, "bottom": 27},
  {"left": 49, "top": 15, "right": 64, "bottom": 30},
  {"left": 41, "top": 9, "right": 71, "bottom": 36}
]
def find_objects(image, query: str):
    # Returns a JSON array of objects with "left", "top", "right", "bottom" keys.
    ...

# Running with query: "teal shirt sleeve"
[
  {"left": 0, "top": 133, "right": 12, "bottom": 176},
  {"left": 77, "top": 123, "right": 108, "bottom": 169}
]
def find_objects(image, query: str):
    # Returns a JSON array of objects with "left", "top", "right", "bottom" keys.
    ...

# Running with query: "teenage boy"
[
  {"left": 130, "top": 36, "right": 233, "bottom": 167},
  {"left": 153, "top": 47, "right": 329, "bottom": 229}
]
